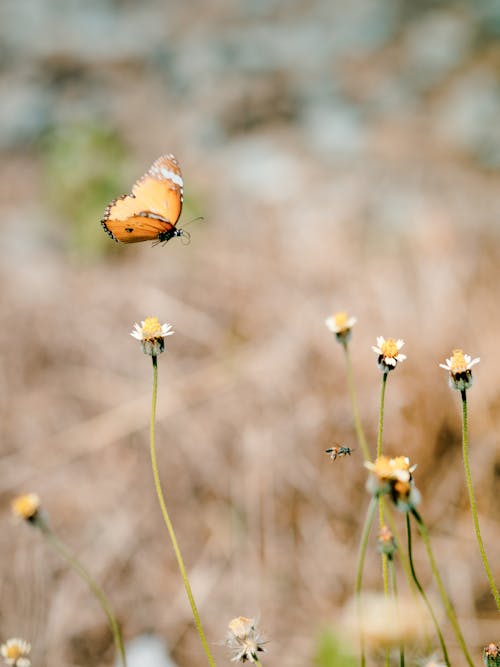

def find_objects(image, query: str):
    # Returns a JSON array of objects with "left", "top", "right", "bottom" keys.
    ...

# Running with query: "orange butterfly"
[{"left": 101, "top": 154, "right": 186, "bottom": 244}]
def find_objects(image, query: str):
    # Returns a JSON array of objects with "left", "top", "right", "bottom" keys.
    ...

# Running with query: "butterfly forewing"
[{"left": 101, "top": 153, "right": 184, "bottom": 243}]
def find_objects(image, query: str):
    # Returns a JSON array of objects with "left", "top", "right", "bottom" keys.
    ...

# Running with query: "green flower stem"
[
  {"left": 150, "top": 356, "right": 216, "bottom": 667},
  {"left": 378, "top": 497, "right": 389, "bottom": 601},
  {"left": 461, "top": 389, "right": 500, "bottom": 611},
  {"left": 388, "top": 557, "right": 404, "bottom": 667},
  {"left": 355, "top": 497, "right": 378, "bottom": 667},
  {"left": 253, "top": 659, "right": 264, "bottom": 667},
  {"left": 342, "top": 341, "right": 370, "bottom": 461},
  {"left": 35, "top": 517, "right": 127, "bottom": 667},
  {"left": 384, "top": 507, "right": 414, "bottom": 596},
  {"left": 376, "top": 372, "right": 388, "bottom": 459},
  {"left": 376, "top": 372, "right": 389, "bottom": 637},
  {"left": 411, "top": 509, "right": 474, "bottom": 667},
  {"left": 405, "top": 513, "right": 450, "bottom": 666}
]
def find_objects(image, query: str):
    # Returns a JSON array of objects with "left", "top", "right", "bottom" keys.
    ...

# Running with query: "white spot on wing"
[{"left": 159, "top": 167, "right": 183, "bottom": 187}]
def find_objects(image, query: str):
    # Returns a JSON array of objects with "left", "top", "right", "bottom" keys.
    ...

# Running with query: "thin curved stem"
[
  {"left": 461, "top": 389, "right": 500, "bottom": 611},
  {"left": 411, "top": 509, "right": 474, "bottom": 667},
  {"left": 405, "top": 513, "right": 450, "bottom": 666},
  {"left": 342, "top": 342, "right": 370, "bottom": 461},
  {"left": 35, "top": 518, "right": 127, "bottom": 667},
  {"left": 384, "top": 507, "right": 414, "bottom": 596},
  {"left": 388, "top": 557, "right": 404, "bottom": 667},
  {"left": 150, "top": 356, "right": 216, "bottom": 667},
  {"left": 355, "top": 497, "right": 378, "bottom": 667}
]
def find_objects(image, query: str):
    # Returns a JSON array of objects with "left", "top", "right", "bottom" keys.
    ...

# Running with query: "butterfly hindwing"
[
  {"left": 102, "top": 213, "right": 177, "bottom": 244},
  {"left": 101, "top": 154, "right": 183, "bottom": 243}
]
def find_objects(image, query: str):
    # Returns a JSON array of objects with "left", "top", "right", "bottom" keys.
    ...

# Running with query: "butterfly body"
[{"left": 101, "top": 154, "right": 184, "bottom": 244}]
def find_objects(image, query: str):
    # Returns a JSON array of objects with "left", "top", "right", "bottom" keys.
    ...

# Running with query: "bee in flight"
[{"left": 325, "top": 445, "right": 354, "bottom": 461}]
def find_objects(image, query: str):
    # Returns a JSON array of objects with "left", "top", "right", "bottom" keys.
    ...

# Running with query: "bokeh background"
[{"left": 1, "top": 1, "right": 500, "bottom": 665}]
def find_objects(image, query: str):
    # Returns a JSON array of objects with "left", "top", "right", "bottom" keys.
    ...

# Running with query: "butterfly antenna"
[
  {"left": 182, "top": 215, "right": 205, "bottom": 229},
  {"left": 180, "top": 229, "right": 191, "bottom": 245}
]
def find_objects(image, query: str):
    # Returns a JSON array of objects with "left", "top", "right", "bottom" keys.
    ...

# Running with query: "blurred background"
[{"left": 1, "top": 0, "right": 500, "bottom": 665}]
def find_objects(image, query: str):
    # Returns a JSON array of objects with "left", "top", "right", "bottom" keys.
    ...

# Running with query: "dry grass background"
[{"left": 1, "top": 2, "right": 500, "bottom": 666}]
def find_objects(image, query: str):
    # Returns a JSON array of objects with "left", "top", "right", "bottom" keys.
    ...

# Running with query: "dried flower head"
[
  {"left": 420, "top": 655, "right": 447, "bottom": 667},
  {"left": 1, "top": 638, "right": 31, "bottom": 667},
  {"left": 365, "top": 456, "right": 420, "bottom": 511},
  {"left": 130, "top": 317, "right": 174, "bottom": 356},
  {"left": 372, "top": 336, "right": 406, "bottom": 372},
  {"left": 11, "top": 494, "right": 40, "bottom": 523},
  {"left": 341, "top": 594, "right": 432, "bottom": 651},
  {"left": 325, "top": 311, "right": 357, "bottom": 343},
  {"left": 439, "top": 349, "right": 480, "bottom": 391},
  {"left": 225, "top": 616, "right": 265, "bottom": 663},
  {"left": 483, "top": 643, "right": 500, "bottom": 667},
  {"left": 377, "top": 525, "right": 397, "bottom": 559}
]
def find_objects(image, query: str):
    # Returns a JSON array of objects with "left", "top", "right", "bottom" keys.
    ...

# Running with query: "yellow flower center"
[
  {"left": 449, "top": 349, "right": 467, "bottom": 373},
  {"left": 6, "top": 646, "right": 22, "bottom": 659},
  {"left": 371, "top": 456, "right": 411, "bottom": 481},
  {"left": 391, "top": 456, "right": 410, "bottom": 472},
  {"left": 380, "top": 338, "right": 399, "bottom": 358},
  {"left": 372, "top": 455, "right": 393, "bottom": 478},
  {"left": 12, "top": 494, "right": 40, "bottom": 519},
  {"left": 334, "top": 312, "right": 348, "bottom": 330},
  {"left": 141, "top": 317, "right": 163, "bottom": 339}
]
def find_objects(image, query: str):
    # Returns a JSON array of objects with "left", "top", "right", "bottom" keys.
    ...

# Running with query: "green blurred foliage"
[
  {"left": 40, "top": 123, "right": 205, "bottom": 258},
  {"left": 314, "top": 629, "right": 357, "bottom": 667},
  {"left": 41, "top": 122, "right": 128, "bottom": 258}
]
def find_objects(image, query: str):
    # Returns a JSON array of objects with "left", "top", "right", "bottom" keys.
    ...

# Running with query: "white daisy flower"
[
  {"left": 372, "top": 336, "right": 406, "bottom": 372},
  {"left": 1, "top": 638, "right": 31, "bottom": 667},
  {"left": 325, "top": 311, "right": 357, "bottom": 343},
  {"left": 365, "top": 456, "right": 420, "bottom": 511},
  {"left": 11, "top": 494, "right": 40, "bottom": 522},
  {"left": 131, "top": 317, "right": 174, "bottom": 356},
  {"left": 439, "top": 349, "right": 479, "bottom": 391}
]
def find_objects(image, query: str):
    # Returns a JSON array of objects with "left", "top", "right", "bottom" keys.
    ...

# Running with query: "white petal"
[
  {"left": 372, "top": 346, "right": 382, "bottom": 354},
  {"left": 396, "top": 339, "right": 405, "bottom": 349},
  {"left": 376, "top": 336, "right": 385, "bottom": 347},
  {"left": 385, "top": 357, "right": 397, "bottom": 366},
  {"left": 439, "top": 363, "right": 451, "bottom": 370},
  {"left": 468, "top": 357, "right": 480, "bottom": 368},
  {"left": 396, "top": 354, "right": 407, "bottom": 362}
]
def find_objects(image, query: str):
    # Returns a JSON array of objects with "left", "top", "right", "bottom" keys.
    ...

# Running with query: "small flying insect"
[{"left": 325, "top": 445, "right": 354, "bottom": 461}]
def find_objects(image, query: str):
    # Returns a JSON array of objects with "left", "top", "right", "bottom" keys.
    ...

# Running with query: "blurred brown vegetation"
[{"left": 1, "top": 1, "right": 500, "bottom": 665}]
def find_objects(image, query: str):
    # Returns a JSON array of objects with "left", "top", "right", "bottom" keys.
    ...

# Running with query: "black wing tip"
[
  {"left": 101, "top": 194, "right": 130, "bottom": 242},
  {"left": 100, "top": 219, "right": 118, "bottom": 242}
]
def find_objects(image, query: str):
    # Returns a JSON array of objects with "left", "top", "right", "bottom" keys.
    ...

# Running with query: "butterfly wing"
[{"left": 102, "top": 154, "right": 183, "bottom": 243}]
